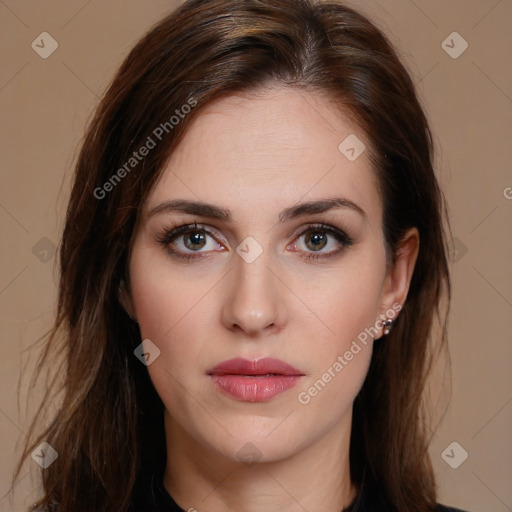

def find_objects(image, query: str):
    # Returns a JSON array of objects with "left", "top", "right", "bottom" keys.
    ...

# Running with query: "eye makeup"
[{"left": 155, "top": 219, "right": 357, "bottom": 264}]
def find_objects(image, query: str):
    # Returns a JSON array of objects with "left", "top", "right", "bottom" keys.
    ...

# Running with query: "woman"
[{"left": 13, "top": 0, "right": 470, "bottom": 511}]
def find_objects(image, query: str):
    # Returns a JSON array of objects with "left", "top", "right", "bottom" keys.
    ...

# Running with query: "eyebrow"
[{"left": 146, "top": 197, "right": 367, "bottom": 223}]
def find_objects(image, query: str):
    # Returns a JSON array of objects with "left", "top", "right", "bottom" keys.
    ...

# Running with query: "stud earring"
[{"left": 382, "top": 318, "right": 393, "bottom": 336}]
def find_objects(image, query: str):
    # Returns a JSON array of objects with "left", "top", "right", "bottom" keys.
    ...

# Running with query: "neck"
[{"left": 163, "top": 409, "right": 358, "bottom": 512}]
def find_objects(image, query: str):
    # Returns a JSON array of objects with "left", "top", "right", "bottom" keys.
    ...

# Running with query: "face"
[{"left": 127, "top": 87, "right": 405, "bottom": 464}]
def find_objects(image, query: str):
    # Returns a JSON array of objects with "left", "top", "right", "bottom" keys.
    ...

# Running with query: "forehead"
[{"left": 145, "top": 87, "right": 382, "bottom": 224}]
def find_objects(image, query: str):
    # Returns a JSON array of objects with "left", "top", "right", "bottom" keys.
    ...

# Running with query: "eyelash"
[{"left": 156, "top": 222, "right": 354, "bottom": 262}]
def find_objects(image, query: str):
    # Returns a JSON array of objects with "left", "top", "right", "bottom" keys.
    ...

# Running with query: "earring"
[{"left": 382, "top": 318, "right": 393, "bottom": 336}]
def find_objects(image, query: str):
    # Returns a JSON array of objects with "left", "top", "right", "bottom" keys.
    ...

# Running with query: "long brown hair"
[{"left": 13, "top": 1, "right": 451, "bottom": 510}]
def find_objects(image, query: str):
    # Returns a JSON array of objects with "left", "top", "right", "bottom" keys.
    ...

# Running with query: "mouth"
[{"left": 206, "top": 357, "right": 305, "bottom": 402}]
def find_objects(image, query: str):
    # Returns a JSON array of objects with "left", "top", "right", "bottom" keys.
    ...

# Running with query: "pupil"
[
  {"left": 306, "top": 232, "right": 327, "bottom": 251},
  {"left": 185, "top": 231, "right": 206, "bottom": 250}
]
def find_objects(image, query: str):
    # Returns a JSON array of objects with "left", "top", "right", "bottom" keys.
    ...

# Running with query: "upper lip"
[{"left": 207, "top": 357, "right": 304, "bottom": 376}]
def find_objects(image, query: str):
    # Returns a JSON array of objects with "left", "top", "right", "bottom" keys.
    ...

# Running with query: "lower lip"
[{"left": 210, "top": 374, "right": 303, "bottom": 402}]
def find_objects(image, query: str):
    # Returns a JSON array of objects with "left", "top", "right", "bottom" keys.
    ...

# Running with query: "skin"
[{"left": 124, "top": 86, "right": 419, "bottom": 512}]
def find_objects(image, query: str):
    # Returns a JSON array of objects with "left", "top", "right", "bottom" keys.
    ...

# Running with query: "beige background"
[{"left": 1, "top": 1, "right": 511, "bottom": 511}]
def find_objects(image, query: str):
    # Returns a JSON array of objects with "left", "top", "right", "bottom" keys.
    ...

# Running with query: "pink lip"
[{"left": 207, "top": 357, "right": 305, "bottom": 402}]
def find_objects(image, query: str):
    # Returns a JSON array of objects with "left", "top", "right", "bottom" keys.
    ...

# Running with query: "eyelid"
[
  {"left": 289, "top": 222, "right": 354, "bottom": 245},
  {"left": 157, "top": 222, "right": 226, "bottom": 245},
  {"left": 289, "top": 222, "right": 355, "bottom": 242},
  {"left": 157, "top": 221, "right": 355, "bottom": 260},
  {"left": 155, "top": 222, "right": 227, "bottom": 262}
]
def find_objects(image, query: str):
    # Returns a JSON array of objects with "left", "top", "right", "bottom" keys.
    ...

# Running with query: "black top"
[{"left": 128, "top": 465, "right": 471, "bottom": 512}]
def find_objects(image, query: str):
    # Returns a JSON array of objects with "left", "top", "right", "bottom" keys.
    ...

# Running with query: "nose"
[{"left": 220, "top": 251, "right": 288, "bottom": 337}]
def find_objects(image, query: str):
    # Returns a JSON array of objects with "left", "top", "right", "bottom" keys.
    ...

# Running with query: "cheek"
[
  {"left": 296, "top": 344, "right": 372, "bottom": 444},
  {"left": 128, "top": 246, "right": 216, "bottom": 369},
  {"left": 294, "top": 250, "right": 385, "bottom": 406},
  {"left": 130, "top": 240, "right": 205, "bottom": 333},
  {"left": 295, "top": 279, "right": 377, "bottom": 427},
  {"left": 304, "top": 259, "right": 385, "bottom": 347},
  {"left": 128, "top": 251, "right": 218, "bottom": 418}
]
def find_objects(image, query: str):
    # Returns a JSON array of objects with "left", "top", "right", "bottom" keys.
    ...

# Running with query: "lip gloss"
[
  {"left": 210, "top": 374, "right": 303, "bottom": 402},
  {"left": 207, "top": 357, "right": 305, "bottom": 402}
]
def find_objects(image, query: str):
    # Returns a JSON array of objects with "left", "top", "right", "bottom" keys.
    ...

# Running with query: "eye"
[
  {"left": 288, "top": 223, "right": 354, "bottom": 260},
  {"left": 302, "top": 231, "right": 329, "bottom": 251},
  {"left": 156, "top": 222, "right": 354, "bottom": 262},
  {"left": 177, "top": 230, "right": 210, "bottom": 251},
  {"left": 157, "top": 223, "right": 226, "bottom": 259}
]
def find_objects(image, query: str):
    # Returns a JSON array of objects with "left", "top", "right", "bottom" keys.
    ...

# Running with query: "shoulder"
[
  {"left": 127, "top": 470, "right": 185, "bottom": 512},
  {"left": 436, "top": 504, "right": 473, "bottom": 512},
  {"left": 356, "top": 467, "right": 474, "bottom": 512}
]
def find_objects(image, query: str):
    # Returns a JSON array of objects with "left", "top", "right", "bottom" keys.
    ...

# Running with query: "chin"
[{"left": 197, "top": 420, "right": 308, "bottom": 466}]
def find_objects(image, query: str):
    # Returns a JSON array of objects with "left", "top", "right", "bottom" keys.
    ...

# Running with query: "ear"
[
  {"left": 118, "top": 279, "right": 137, "bottom": 321},
  {"left": 376, "top": 227, "right": 419, "bottom": 338}
]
